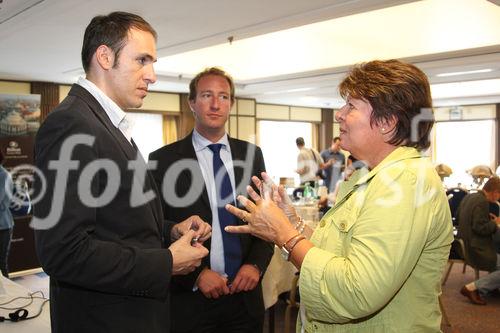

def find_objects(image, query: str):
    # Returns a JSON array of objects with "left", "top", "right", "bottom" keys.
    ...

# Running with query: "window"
[
  {"left": 434, "top": 120, "right": 496, "bottom": 188},
  {"left": 258, "top": 120, "right": 313, "bottom": 186},
  {"left": 126, "top": 112, "right": 164, "bottom": 161}
]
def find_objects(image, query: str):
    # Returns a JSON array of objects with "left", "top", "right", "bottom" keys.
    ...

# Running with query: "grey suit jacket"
[{"left": 457, "top": 191, "right": 498, "bottom": 271}]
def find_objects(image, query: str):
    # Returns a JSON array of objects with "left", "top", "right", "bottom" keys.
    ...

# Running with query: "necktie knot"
[{"left": 208, "top": 143, "right": 223, "bottom": 154}]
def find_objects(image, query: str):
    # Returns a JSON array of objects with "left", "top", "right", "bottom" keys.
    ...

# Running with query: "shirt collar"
[
  {"left": 77, "top": 77, "right": 127, "bottom": 129},
  {"left": 354, "top": 146, "right": 424, "bottom": 187},
  {"left": 192, "top": 129, "right": 230, "bottom": 153}
]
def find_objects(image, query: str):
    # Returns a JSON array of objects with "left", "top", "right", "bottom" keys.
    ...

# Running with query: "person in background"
[
  {"left": 226, "top": 59, "right": 453, "bottom": 332},
  {"left": 320, "top": 137, "right": 345, "bottom": 192},
  {"left": 457, "top": 176, "right": 500, "bottom": 270},
  {"left": 0, "top": 151, "right": 13, "bottom": 277},
  {"left": 318, "top": 154, "right": 366, "bottom": 209},
  {"left": 33, "top": 12, "right": 210, "bottom": 333},
  {"left": 461, "top": 270, "right": 500, "bottom": 305},
  {"left": 149, "top": 67, "right": 273, "bottom": 333},
  {"left": 458, "top": 176, "right": 500, "bottom": 305},
  {"left": 295, "top": 137, "right": 324, "bottom": 186}
]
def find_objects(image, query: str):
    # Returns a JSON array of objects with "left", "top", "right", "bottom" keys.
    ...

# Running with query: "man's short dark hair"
[
  {"left": 483, "top": 176, "right": 500, "bottom": 193},
  {"left": 188, "top": 67, "right": 235, "bottom": 103},
  {"left": 81, "top": 11, "right": 157, "bottom": 73},
  {"left": 333, "top": 137, "right": 341, "bottom": 143},
  {"left": 296, "top": 137, "right": 305, "bottom": 146}
]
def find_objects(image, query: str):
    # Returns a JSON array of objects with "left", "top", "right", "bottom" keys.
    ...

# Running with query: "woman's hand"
[
  {"left": 252, "top": 172, "right": 301, "bottom": 225},
  {"left": 225, "top": 190, "right": 297, "bottom": 246}
]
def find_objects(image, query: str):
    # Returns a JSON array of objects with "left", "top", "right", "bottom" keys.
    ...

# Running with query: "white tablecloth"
[
  {"left": 261, "top": 204, "right": 320, "bottom": 309},
  {"left": 262, "top": 246, "right": 297, "bottom": 309},
  {"left": 0, "top": 275, "right": 50, "bottom": 332}
]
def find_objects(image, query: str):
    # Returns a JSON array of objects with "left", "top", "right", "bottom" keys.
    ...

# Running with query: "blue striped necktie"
[{"left": 208, "top": 143, "right": 242, "bottom": 279}]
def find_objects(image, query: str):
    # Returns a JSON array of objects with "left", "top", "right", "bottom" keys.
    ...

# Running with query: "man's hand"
[
  {"left": 171, "top": 215, "right": 211, "bottom": 243},
  {"left": 196, "top": 268, "right": 230, "bottom": 299},
  {"left": 169, "top": 230, "right": 208, "bottom": 275},
  {"left": 230, "top": 264, "right": 260, "bottom": 294}
]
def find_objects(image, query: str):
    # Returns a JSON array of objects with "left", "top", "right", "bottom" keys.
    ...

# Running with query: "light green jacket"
[{"left": 299, "top": 147, "right": 453, "bottom": 332}]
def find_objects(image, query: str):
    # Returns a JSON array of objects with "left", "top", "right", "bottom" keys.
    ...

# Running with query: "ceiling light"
[
  {"left": 436, "top": 69, "right": 493, "bottom": 77},
  {"left": 285, "top": 87, "right": 315, "bottom": 93},
  {"left": 431, "top": 78, "right": 500, "bottom": 99},
  {"left": 262, "top": 87, "right": 314, "bottom": 95}
]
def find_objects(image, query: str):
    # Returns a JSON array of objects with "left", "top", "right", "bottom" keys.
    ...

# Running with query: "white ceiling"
[{"left": 1, "top": 0, "right": 500, "bottom": 109}]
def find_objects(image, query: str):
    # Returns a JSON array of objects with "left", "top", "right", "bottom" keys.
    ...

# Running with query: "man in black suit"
[
  {"left": 149, "top": 67, "right": 273, "bottom": 333},
  {"left": 33, "top": 12, "right": 210, "bottom": 333}
]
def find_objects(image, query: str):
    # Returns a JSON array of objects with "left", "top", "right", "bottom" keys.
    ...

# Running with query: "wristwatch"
[
  {"left": 280, "top": 246, "right": 291, "bottom": 261},
  {"left": 280, "top": 234, "right": 306, "bottom": 261}
]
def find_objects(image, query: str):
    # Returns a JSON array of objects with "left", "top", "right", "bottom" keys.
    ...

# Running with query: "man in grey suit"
[{"left": 33, "top": 12, "right": 210, "bottom": 332}]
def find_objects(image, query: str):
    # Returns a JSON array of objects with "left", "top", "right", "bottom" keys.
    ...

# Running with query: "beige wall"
[
  {"left": 59, "top": 85, "right": 181, "bottom": 113},
  {"left": 434, "top": 104, "right": 496, "bottom": 121},
  {"left": 0, "top": 81, "right": 30, "bottom": 94}
]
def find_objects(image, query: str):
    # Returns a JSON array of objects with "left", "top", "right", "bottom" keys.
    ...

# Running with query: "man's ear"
[
  {"left": 188, "top": 99, "right": 195, "bottom": 113},
  {"left": 94, "top": 45, "right": 115, "bottom": 70}
]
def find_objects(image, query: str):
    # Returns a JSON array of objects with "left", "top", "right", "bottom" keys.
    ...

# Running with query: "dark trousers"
[
  {"left": 0, "top": 228, "right": 13, "bottom": 277},
  {"left": 179, "top": 293, "right": 263, "bottom": 333}
]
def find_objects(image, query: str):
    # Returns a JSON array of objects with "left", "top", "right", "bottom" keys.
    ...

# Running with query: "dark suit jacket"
[
  {"left": 457, "top": 191, "right": 498, "bottom": 271},
  {"left": 149, "top": 132, "right": 274, "bottom": 332},
  {"left": 33, "top": 84, "right": 175, "bottom": 333}
]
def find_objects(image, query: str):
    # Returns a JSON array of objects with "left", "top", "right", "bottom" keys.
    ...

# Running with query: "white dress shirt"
[
  {"left": 77, "top": 77, "right": 134, "bottom": 145},
  {"left": 192, "top": 129, "right": 237, "bottom": 277}
]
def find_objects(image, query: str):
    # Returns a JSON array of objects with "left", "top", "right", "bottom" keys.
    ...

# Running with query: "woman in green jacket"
[{"left": 226, "top": 59, "right": 454, "bottom": 332}]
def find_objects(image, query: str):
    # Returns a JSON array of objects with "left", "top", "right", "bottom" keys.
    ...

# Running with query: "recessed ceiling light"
[
  {"left": 262, "top": 87, "right": 314, "bottom": 95},
  {"left": 436, "top": 69, "right": 493, "bottom": 77}
]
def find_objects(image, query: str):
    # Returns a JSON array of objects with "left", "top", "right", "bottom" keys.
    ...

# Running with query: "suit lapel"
[
  {"left": 69, "top": 84, "right": 163, "bottom": 233},
  {"left": 175, "top": 133, "right": 211, "bottom": 213},
  {"left": 70, "top": 85, "right": 138, "bottom": 161},
  {"left": 228, "top": 136, "right": 245, "bottom": 195}
]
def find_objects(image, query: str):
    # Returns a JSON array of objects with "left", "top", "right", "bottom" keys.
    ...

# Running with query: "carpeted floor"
[{"left": 440, "top": 263, "right": 500, "bottom": 333}]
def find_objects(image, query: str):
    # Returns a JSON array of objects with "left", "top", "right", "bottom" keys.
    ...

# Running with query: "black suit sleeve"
[
  {"left": 149, "top": 148, "right": 210, "bottom": 289},
  {"left": 34, "top": 110, "right": 172, "bottom": 298}
]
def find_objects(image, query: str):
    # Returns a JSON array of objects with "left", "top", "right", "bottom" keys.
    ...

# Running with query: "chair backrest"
[
  {"left": 449, "top": 237, "right": 466, "bottom": 260},
  {"left": 490, "top": 201, "right": 499, "bottom": 217},
  {"left": 446, "top": 188, "right": 468, "bottom": 226},
  {"left": 292, "top": 187, "right": 304, "bottom": 200}
]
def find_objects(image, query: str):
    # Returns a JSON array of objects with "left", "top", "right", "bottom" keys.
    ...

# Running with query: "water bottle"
[{"left": 303, "top": 183, "right": 312, "bottom": 202}]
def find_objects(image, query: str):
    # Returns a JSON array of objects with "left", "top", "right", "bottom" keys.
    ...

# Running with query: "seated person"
[{"left": 461, "top": 270, "right": 500, "bottom": 305}]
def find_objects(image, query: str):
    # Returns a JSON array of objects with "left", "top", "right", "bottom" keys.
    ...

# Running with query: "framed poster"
[{"left": 0, "top": 93, "right": 40, "bottom": 167}]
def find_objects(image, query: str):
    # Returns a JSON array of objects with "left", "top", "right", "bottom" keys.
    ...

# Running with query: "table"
[
  {"left": 262, "top": 202, "right": 321, "bottom": 309},
  {"left": 262, "top": 246, "right": 297, "bottom": 309},
  {"left": 0, "top": 275, "right": 50, "bottom": 332}
]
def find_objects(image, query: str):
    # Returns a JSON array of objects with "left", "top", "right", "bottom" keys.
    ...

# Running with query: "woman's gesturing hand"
[
  {"left": 224, "top": 173, "right": 298, "bottom": 245},
  {"left": 252, "top": 172, "right": 300, "bottom": 225}
]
